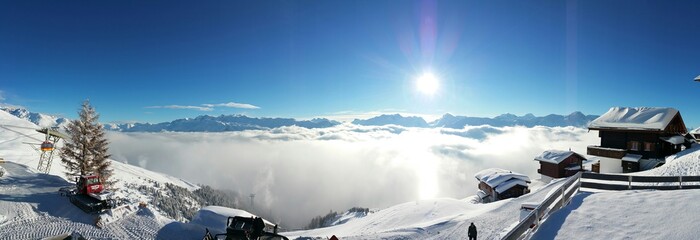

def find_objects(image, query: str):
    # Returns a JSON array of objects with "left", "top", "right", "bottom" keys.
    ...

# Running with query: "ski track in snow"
[{"left": 0, "top": 161, "right": 166, "bottom": 240}]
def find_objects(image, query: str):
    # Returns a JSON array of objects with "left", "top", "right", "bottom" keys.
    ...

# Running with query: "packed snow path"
[{"left": 0, "top": 161, "right": 164, "bottom": 239}]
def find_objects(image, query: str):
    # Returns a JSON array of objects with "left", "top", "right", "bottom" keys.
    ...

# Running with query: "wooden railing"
[
  {"left": 581, "top": 172, "right": 700, "bottom": 190},
  {"left": 501, "top": 172, "right": 582, "bottom": 240},
  {"left": 502, "top": 171, "right": 700, "bottom": 240}
]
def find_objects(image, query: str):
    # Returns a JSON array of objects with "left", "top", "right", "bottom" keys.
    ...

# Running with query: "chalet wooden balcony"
[{"left": 587, "top": 145, "right": 627, "bottom": 159}]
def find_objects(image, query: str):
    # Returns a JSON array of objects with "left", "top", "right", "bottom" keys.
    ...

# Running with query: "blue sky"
[{"left": 1, "top": 1, "right": 699, "bottom": 126}]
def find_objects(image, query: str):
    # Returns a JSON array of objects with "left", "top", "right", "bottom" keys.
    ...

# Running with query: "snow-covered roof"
[
  {"left": 474, "top": 168, "right": 530, "bottom": 188},
  {"left": 661, "top": 135, "right": 686, "bottom": 145},
  {"left": 534, "top": 150, "right": 584, "bottom": 164},
  {"left": 494, "top": 178, "right": 529, "bottom": 194},
  {"left": 588, "top": 107, "right": 679, "bottom": 131},
  {"left": 621, "top": 153, "right": 642, "bottom": 163},
  {"left": 691, "top": 127, "right": 700, "bottom": 134}
]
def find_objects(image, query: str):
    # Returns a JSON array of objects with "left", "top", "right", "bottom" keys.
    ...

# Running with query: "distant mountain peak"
[
  {"left": 107, "top": 114, "right": 340, "bottom": 132},
  {"left": 0, "top": 106, "right": 69, "bottom": 129},
  {"left": 430, "top": 112, "right": 598, "bottom": 129},
  {"left": 352, "top": 114, "right": 428, "bottom": 128}
]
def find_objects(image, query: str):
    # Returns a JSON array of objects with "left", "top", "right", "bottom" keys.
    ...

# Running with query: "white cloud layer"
[
  {"left": 145, "top": 105, "right": 214, "bottom": 111},
  {"left": 146, "top": 102, "right": 260, "bottom": 112},
  {"left": 203, "top": 102, "right": 260, "bottom": 109},
  {"left": 106, "top": 124, "right": 598, "bottom": 228}
]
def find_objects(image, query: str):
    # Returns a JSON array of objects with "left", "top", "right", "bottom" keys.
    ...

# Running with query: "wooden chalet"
[
  {"left": 474, "top": 168, "right": 530, "bottom": 203},
  {"left": 534, "top": 150, "right": 586, "bottom": 178},
  {"left": 692, "top": 128, "right": 700, "bottom": 143},
  {"left": 588, "top": 107, "right": 688, "bottom": 173}
]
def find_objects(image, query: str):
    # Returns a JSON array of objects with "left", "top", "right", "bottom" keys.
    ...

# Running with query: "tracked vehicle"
[
  {"left": 203, "top": 216, "right": 289, "bottom": 240},
  {"left": 60, "top": 174, "right": 137, "bottom": 227}
]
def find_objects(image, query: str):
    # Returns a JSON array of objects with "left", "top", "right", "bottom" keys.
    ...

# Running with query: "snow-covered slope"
[
  {"left": 156, "top": 206, "right": 276, "bottom": 239},
  {"left": 284, "top": 179, "right": 565, "bottom": 239},
  {"left": 632, "top": 143, "right": 700, "bottom": 177},
  {"left": 1, "top": 106, "right": 69, "bottom": 129},
  {"left": 0, "top": 161, "right": 174, "bottom": 239},
  {"left": 533, "top": 189, "right": 700, "bottom": 240},
  {"left": 531, "top": 144, "right": 700, "bottom": 239},
  {"left": 0, "top": 110, "right": 202, "bottom": 239}
]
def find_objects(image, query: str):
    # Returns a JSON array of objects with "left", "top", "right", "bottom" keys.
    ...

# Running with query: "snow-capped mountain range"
[
  {"left": 430, "top": 111, "right": 599, "bottom": 128},
  {"left": 103, "top": 115, "right": 341, "bottom": 132},
  {"left": 2, "top": 107, "right": 598, "bottom": 132},
  {"left": 0, "top": 107, "right": 70, "bottom": 129}
]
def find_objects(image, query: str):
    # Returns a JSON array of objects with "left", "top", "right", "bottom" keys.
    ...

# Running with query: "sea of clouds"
[{"left": 106, "top": 123, "right": 598, "bottom": 228}]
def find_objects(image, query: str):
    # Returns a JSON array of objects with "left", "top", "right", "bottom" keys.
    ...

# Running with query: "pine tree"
[{"left": 60, "top": 100, "right": 114, "bottom": 185}]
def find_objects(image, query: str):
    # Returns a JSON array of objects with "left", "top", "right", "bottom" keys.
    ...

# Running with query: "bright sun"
[{"left": 416, "top": 72, "right": 439, "bottom": 95}]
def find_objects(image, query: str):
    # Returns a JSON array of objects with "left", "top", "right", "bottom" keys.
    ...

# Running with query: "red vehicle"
[
  {"left": 62, "top": 175, "right": 116, "bottom": 213},
  {"left": 77, "top": 175, "right": 105, "bottom": 195},
  {"left": 60, "top": 174, "right": 140, "bottom": 228}
]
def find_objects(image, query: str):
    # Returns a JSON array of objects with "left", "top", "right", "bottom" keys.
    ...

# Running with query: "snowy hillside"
[
  {"left": 0, "top": 110, "right": 205, "bottom": 238},
  {"left": 532, "top": 189, "right": 700, "bottom": 240},
  {"left": 284, "top": 179, "right": 566, "bottom": 239},
  {"left": 633, "top": 143, "right": 700, "bottom": 177},
  {"left": 1, "top": 106, "right": 69, "bottom": 129}
]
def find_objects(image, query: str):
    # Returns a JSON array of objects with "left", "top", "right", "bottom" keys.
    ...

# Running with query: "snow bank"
[
  {"left": 588, "top": 107, "right": 678, "bottom": 131},
  {"left": 635, "top": 143, "right": 700, "bottom": 176}
]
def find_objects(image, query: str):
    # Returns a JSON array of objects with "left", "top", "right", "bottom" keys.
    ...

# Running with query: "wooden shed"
[
  {"left": 474, "top": 168, "right": 531, "bottom": 203},
  {"left": 534, "top": 150, "right": 586, "bottom": 178}
]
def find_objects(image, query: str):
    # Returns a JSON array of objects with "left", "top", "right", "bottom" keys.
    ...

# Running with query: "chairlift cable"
[
  {"left": 0, "top": 125, "right": 44, "bottom": 142},
  {"left": 0, "top": 135, "right": 25, "bottom": 145}
]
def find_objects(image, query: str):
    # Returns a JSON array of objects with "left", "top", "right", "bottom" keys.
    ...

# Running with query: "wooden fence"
[
  {"left": 501, "top": 172, "right": 700, "bottom": 240},
  {"left": 500, "top": 172, "right": 581, "bottom": 240},
  {"left": 581, "top": 172, "right": 700, "bottom": 190}
]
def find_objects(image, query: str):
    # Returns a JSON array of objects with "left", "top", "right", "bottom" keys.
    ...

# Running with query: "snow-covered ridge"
[
  {"left": 0, "top": 106, "right": 70, "bottom": 129},
  {"left": 3, "top": 106, "right": 600, "bottom": 132},
  {"left": 430, "top": 111, "right": 598, "bottom": 129}
]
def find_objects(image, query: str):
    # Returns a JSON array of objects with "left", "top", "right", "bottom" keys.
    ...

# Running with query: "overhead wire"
[{"left": 0, "top": 125, "right": 44, "bottom": 142}]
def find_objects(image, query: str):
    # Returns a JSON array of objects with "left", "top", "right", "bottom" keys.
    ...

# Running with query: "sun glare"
[{"left": 416, "top": 72, "right": 439, "bottom": 95}]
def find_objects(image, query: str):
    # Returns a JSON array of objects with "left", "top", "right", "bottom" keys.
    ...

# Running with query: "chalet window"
[
  {"left": 644, "top": 142, "right": 654, "bottom": 152},
  {"left": 629, "top": 141, "right": 640, "bottom": 151}
]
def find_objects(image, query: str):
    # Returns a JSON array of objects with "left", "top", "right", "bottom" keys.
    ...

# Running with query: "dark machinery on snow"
[
  {"left": 62, "top": 175, "right": 117, "bottom": 213},
  {"left": 203, "top": 216, "right": 289, "bottom": 240},
  {"left": 60, "top": 174, "right": 138, "bottom": 228}
]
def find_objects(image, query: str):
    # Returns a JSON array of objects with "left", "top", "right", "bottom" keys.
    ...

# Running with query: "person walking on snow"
[{"left": 468, "top": 222, "right": 477, "bottom": 240}]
